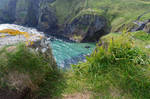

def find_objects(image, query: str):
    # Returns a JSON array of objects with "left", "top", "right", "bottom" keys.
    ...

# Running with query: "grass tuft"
[
  {"left": 69, "top": 31, "right": 150, "bottom": 99},
  {"left": 0, "top": 43, "right": 66, "bottom": 98}
]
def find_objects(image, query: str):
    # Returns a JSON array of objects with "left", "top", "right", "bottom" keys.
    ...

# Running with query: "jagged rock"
[
  {"left": 64, "top": 13, "right": 110, "bottom": 42},
  {"left": 0, "top": 24, "right": 56, "bottom": 66},
  {"left": 38, "top": 3, "right": 58, "bottom": 33},
  {"left": 0, "top": 24, "right": 44, "bottom": 47},
  {"left": 144, "top": 22, "right": 150, "bottom": 33},
  {"left": 0, "top": 0, "right": 110, "bottom": 42},
  {"left": 0, "top": 0, "right": 58, "bottom": 32}
]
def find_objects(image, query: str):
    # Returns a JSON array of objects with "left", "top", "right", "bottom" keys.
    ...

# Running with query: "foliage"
[
  {"left": 51, "top": 0, "right": 150, "bottom": 31},
  {"left": 71, "top": 32, "right": 150, "bottom": 99},
  {"left": 0, "top": 44, "right": 66, "bottom": 98},
  {"left": 133, "top": 31, "right": 150, "bottom": 41}
]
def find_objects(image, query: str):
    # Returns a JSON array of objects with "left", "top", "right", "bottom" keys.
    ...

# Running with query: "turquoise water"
[
  {"left": 50, "top": 39, "right": 96, "bottom": 68},
  {"left": 0, "top": 24, "right": 96, "bottom": 68}
]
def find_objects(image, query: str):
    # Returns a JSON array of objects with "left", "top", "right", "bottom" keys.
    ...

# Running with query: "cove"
[
  {"left": 0, "top": 24, "right": 96, "bottom": 68},
  {"left": 50, "top": 38, "right": 96, "bottom": 68}
]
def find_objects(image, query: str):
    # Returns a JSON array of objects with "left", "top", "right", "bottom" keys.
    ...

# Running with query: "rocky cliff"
[
  {"left": 0, "top": 0, "right": 150, "bottom": 42},
  {"left": 0, "top": 0, "right": 110, "bottom": 42},
  {"left": 0, "top": 24, "right": 59, "bottom": 99}
]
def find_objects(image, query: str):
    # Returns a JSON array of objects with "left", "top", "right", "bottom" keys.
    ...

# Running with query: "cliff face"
[
  {"left": 0, "top": 0, "right": 150, "bottom": 42},
  {"left": 0, "top": 0, "right": 110, "bottom": 42}
]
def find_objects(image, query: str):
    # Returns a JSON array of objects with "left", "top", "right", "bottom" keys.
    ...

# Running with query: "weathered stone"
[
  {"left": 144, "top": 22, "right": 150, "bottom": 33},
  {"left": 38, "top": 3, "right": 58, "bottom": 33},
  {"left": 0, "top": 24, "right": 44, "bottom": 47},
  {"left": 64, "top": 14, "right": 110, "bottom": 42},
  {"left": 0, "top": 0, "right": 110, "bottom": 42}
]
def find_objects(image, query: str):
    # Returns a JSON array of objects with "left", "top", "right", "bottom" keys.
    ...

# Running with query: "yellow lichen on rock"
[
  {"left": 0, "top": 29, "right": 24, "bottom": 35},
  {"left": 0, "top": 29, "right": 32, "bottom": 45}
]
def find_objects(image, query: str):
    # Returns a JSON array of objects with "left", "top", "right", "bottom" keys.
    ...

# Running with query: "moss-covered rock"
[
  {"left": 115, "top": 22, "right": 139, "bottom": 32},
  {"left": 64, "top": 9, "right": 110, "bottom": 42}
]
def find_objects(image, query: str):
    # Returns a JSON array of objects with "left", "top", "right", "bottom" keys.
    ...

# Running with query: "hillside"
[
  {"left": 0, "top": 0, "right": 150, "bottom": 99},
  {"left": 0, "top": 0, "right": 150, "bottom": 42},
  {"left": 53, "top": 0, "right": 150, "bottom": 31},
  {"left": 64, "top": 31, "right": 150, "bottom": 99}
]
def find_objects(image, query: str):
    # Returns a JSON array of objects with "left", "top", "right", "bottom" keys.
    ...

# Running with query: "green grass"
[
  {"left": 50, "top": 0, "right": 150, "bottom": 31},
  {"left": 65, "top": 31, "right": 150, "bottom": 99},
  {"left": 0, "top": 44, "right": 66, "bottom": 98},
  {"left": 0, "top": 32, "right": 150, "bottom": 99}
]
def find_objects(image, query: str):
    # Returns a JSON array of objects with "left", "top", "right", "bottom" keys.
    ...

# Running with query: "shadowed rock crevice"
[
  {"left": 38, "top": 5, "right": 58, "bottom": 33},
  {"left": 25, "top": 0, "right": 40, "bottom": 27},
  {"left": 64, "top": 14, "right": 110, "bottom": 42},
  {"left": 82, "top": 29, "right": 108, "bottom": 42},
  {"left": 0, "top": 0, "right": 111, "bottom": 42},
  {"left": 0, "top": 0, "right": 18, "bottom": 23}
]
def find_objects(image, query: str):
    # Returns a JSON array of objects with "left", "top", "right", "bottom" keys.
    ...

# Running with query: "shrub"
[
  {"left": 0, "top": 44, "right": 66, "bottom": 98},
  {"left": 133, "top": 31, "right": 150, "bottom": 41},
  {"left": 72, "top": 32, "right": 150, "bottom": 99}
]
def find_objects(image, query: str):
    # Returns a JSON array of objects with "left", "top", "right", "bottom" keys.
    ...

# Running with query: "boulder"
[{"left": 0, "top": 24, "right": 44, "bottom": 47}]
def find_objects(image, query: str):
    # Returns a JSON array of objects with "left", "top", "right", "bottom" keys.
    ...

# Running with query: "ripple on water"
[{"left": 50, "top": 39, "right": 96, "bottom": 68}]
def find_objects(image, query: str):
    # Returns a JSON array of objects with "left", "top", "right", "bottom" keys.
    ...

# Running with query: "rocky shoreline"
[{"left": 0, "top": 0, "right": 110, "bottom": 43}]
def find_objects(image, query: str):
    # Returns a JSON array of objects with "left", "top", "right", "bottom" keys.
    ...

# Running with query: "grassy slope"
[
  {"left": 64, "top": 31, "right": 150, "bottom": 99},
  {"left": 52, "top": 0, "right": 86, "bottom": 24},
  {"left": 52, "top": 0, "right": 150, "bottom": 31}
]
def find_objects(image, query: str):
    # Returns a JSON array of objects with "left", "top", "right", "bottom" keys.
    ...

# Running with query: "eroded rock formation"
[{"left": 0, "top": 0, "right": 110, "bottom": 42}]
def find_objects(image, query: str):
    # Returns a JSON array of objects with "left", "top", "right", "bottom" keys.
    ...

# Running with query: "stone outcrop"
[
  {"left": 0, "top": 24, "right": 44, "bottom": 47},
  {"left": 64, "top": 13, "right": 110, "bottom": 42},
  {"left": 0, "top": 0, "right": 58, "bottom": 32},
  {"left": 144, "top": 22, "right": 150, "bottom": 33},
  {"left": 0, "top": 24, "right": 57, "bottom": 99},
  {"left": 37, "top": 3, "right": 58, "bottom": 33},
  {"left": 0, "top": 24, "right": 56, "bottom": 66},
  {"left": 116, "top": 19, "right": 150, "bottom": 34}
]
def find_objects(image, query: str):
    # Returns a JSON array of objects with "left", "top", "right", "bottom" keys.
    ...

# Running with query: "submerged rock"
[{"left": 85, "top": 46, "right": 90, "bottom": 48}]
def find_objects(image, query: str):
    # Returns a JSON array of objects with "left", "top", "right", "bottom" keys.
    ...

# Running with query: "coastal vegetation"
[
  {"left": 64, "top": 31, "right": 150, "bottom": 99},
  {"left": 0, "top": 44, "right": 66, "bottom": 98},
  {"left": 0, "top": 0, "right": 150, "bottom": 99},
  {"left": 0, "top": 30, "right": 150, "bottom": 99},
  {"left": 53, "top": 0, "right": 150, "bottom": 31}
]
